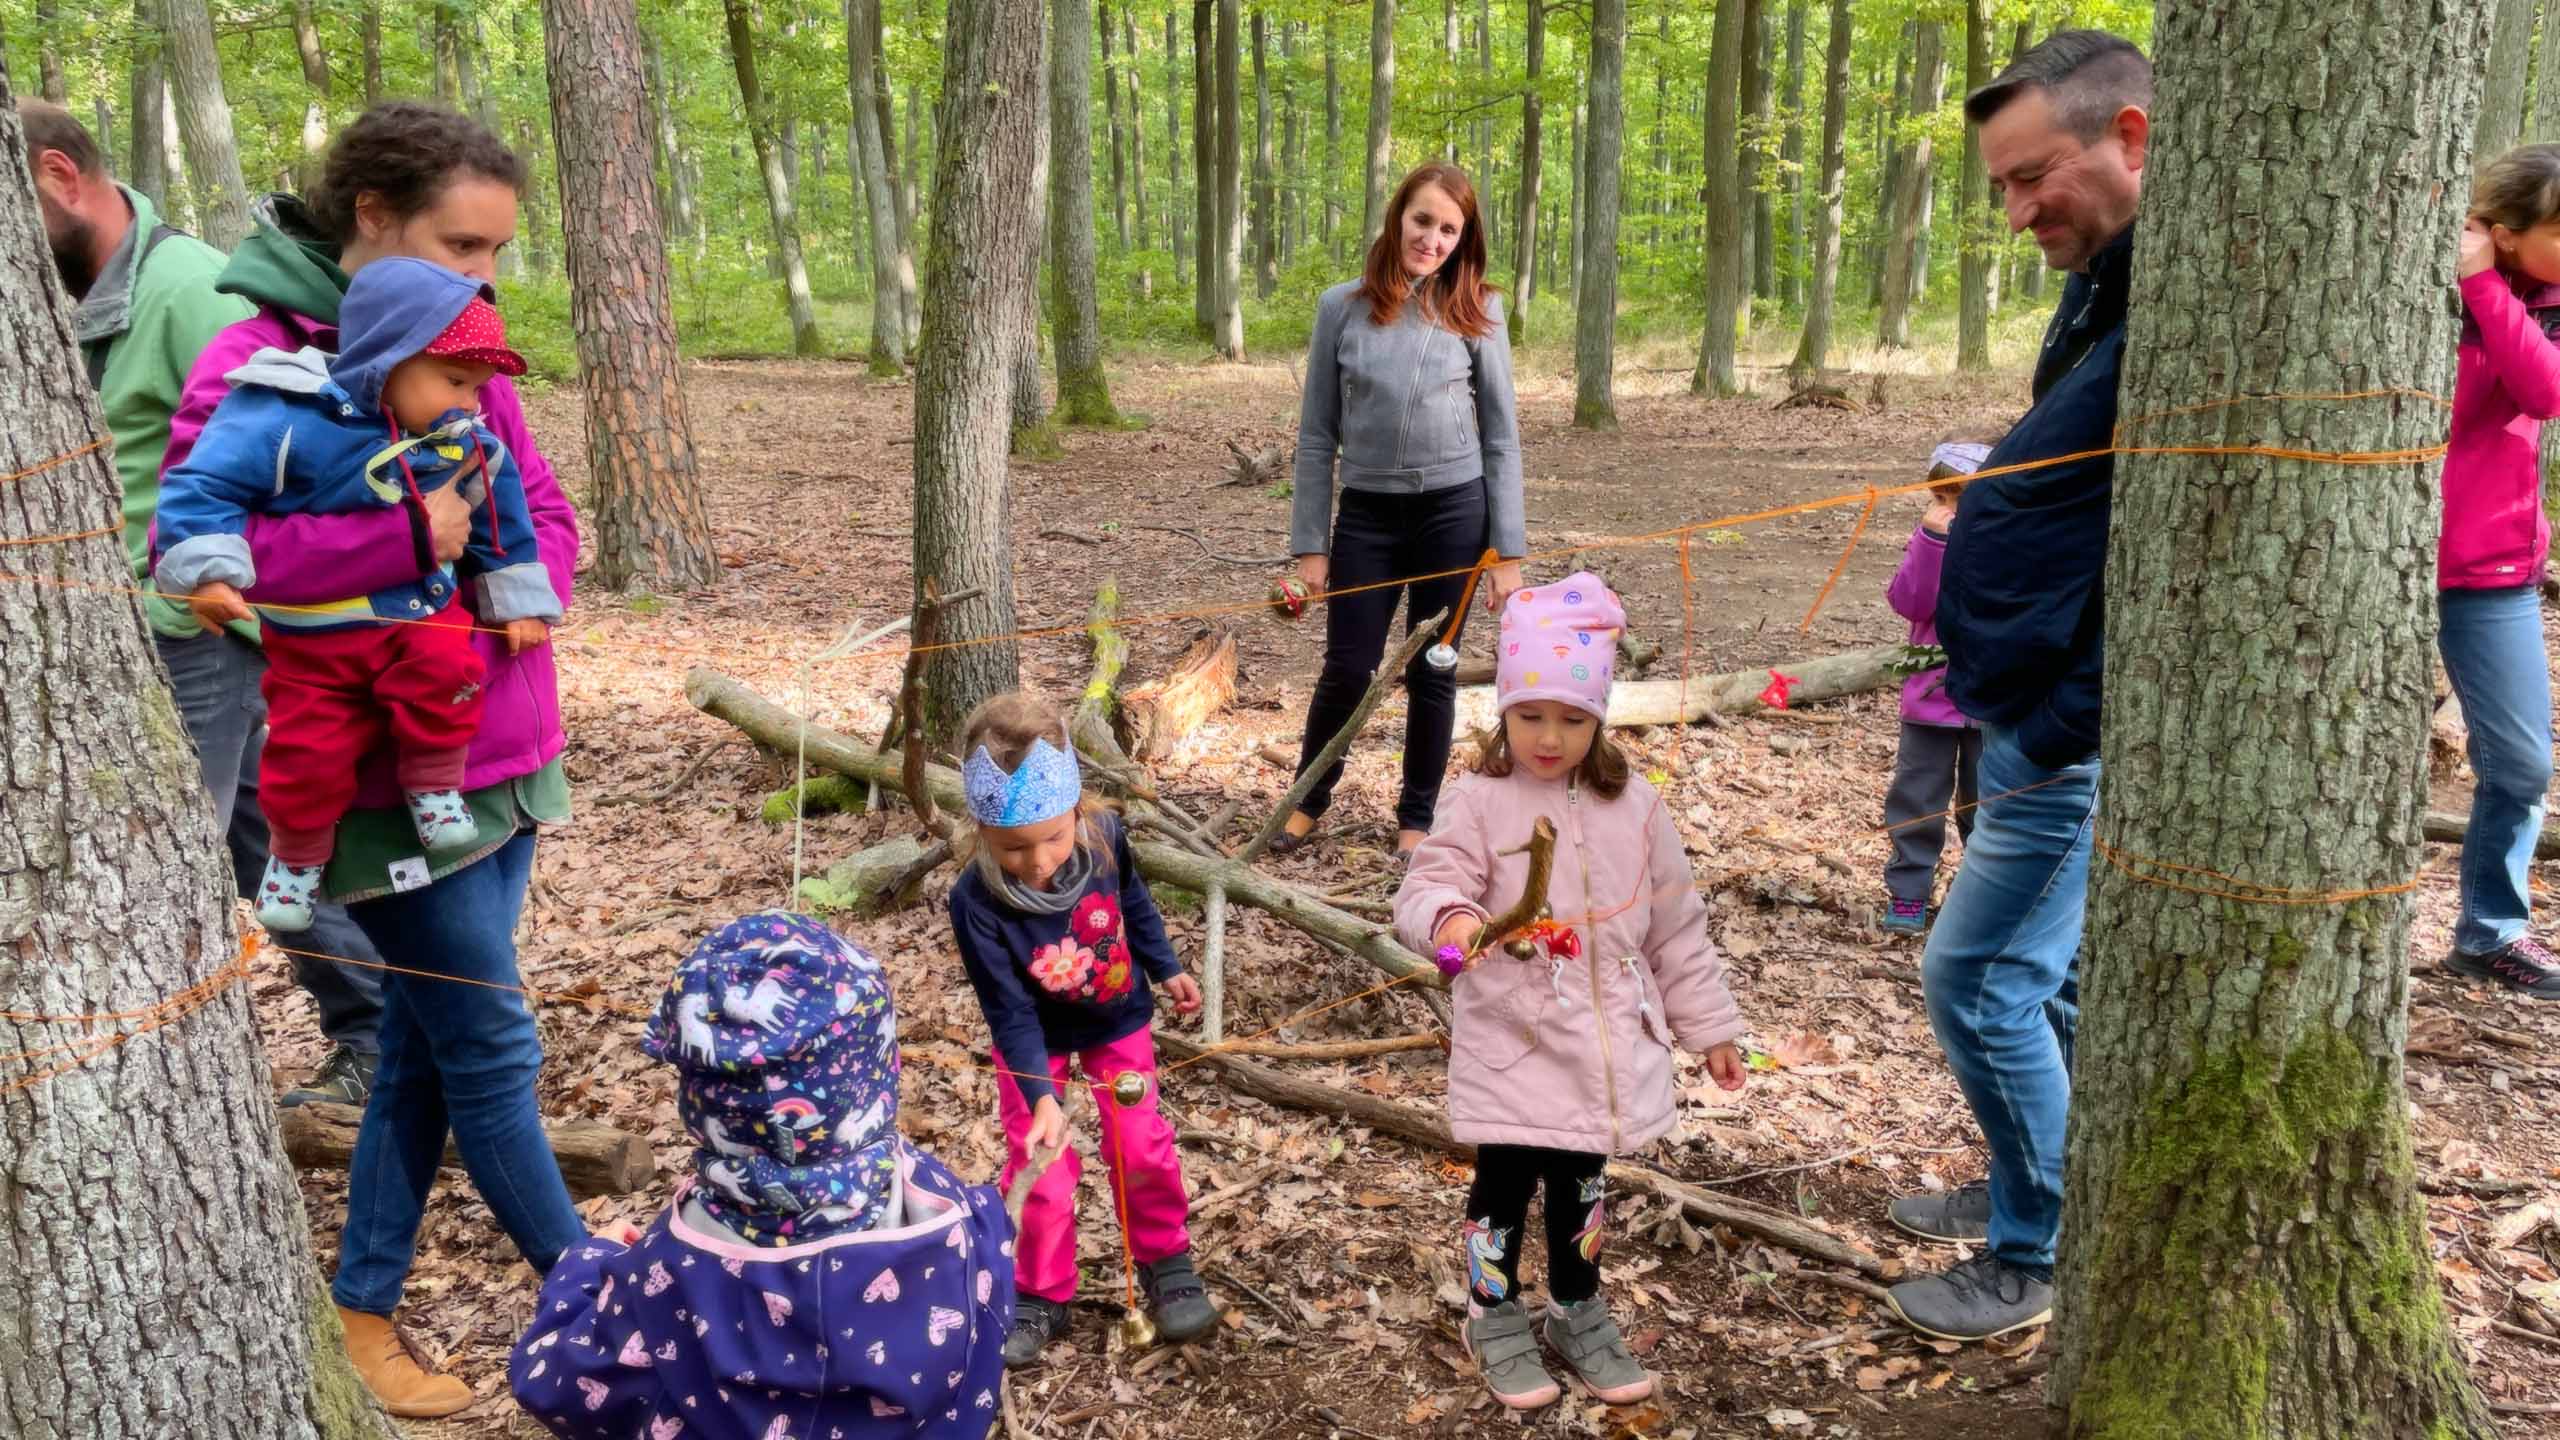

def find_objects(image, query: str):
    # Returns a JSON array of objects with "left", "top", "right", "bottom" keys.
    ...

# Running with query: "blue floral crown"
[{"left": 961, "top": 736, "right": 1082, "bottom": 827}]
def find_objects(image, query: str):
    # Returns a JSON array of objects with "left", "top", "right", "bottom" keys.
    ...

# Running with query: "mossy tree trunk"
[
  {"left": 2053, "top": 1, "right": 2498, "bottom": 1434},
  {"left": 0, "top": 84, "right": 394, "bottom": 1440},
  {"left": 1048, "top": 0, "right": 1122, "bottom": 425}
]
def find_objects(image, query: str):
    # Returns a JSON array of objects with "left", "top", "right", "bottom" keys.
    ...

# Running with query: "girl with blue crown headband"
[{"left": 946, "top": 691, "right": 1219, "bottom": 1366}]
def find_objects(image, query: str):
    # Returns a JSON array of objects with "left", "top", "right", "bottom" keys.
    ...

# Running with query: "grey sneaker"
[
  {"left": 1002, "top": 1295, "right": 1066, "bottom": 1368},
  {"left": 1888, "top": 1179, "right": 1990, "bottom": 1243},
  {"left": 280, "top": 1045, "right": 378, "bottom": 1109},
  {"left": 1464, "top": 1300, "right": 1562, "bottom": 1411},
  {"left": 1139, "top": 1252, "right": 1219, "bottom": 1344},
  {"left": 2444, "top": 936, "right": 2560, "bottom": 999},
  {"left": 1888, "top": 1253, "right": 2052, "bottom": 1342},
  {"left": 1542, "top": 1296, "right": 1654, "bottom": 1404}
]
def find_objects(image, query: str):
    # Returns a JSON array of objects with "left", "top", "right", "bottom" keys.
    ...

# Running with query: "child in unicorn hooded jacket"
[{"left": 508, "top": 912, "right": 1013, "bottom": 1440}]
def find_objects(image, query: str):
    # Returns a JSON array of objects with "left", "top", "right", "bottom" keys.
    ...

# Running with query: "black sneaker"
[
  {"left": 1139, "top": 1252, "right": 1219, "bottom": 1344},
  {"left": 280, "top": 1045, "right": 378, "bottom": 1109},
  {"left": 1002, "top": 1295, "right": 1067, "bottom": 1368},
  {"left": 1887, "top": 1180, "right": 1990, "bottom": 1244},
  {"left": 2444, "top": 936, "right": 2560, "bottom": 999},
  {"left": 1888, "top": 1253, "right": 2053, "bottom": 1343}
]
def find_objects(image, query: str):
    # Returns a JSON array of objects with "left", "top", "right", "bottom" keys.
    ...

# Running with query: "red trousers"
[{"left": 260, "top": 606, "right": 486, "bottom": 867}]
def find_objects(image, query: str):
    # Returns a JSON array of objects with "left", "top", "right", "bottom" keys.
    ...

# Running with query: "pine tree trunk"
[
  {"left": 1193, "top": 0, "right": 1215, "bottom": 332},
  {"left": 1125, "top": 6, "right": 1149, "bottom": 252},
  {"left": 1213, "top": 0, "right": 1245, "bottom": 358},
  {"left": 913, "top": 0, "right": 1043, "bottom": 742},
  {"left": 2478, "top": 0, "right": 2534, "bottom": 159},
  {"left": 1361, "top": 0, "right": 1395, "bottom": 247},
  {"left": 361, "top": 1, "right": 384, "bottom": 104},
  {"left": 544, "top": 0, "right": 717, "bottom": 593},
  {"left": 1511, "top": 0, "right": 1545, "bottom": 333},
  {"left": 723, "top": 0, "right": 821, "bottom": 356},
  {"left": 1747, "top": 0, "right": 1775, "bottom": 303},
  {"left": 1251, "top": 10, "right": 1277, "bottom": 298},
  {"left": 846, "top": 0, "right": 910, "bottom": 372},
  {"left": 129, "top": 0, "right": 170, "bottom": 211},
  {"left": 1692, "top": 0, "right": 1746, "bottom": 396},
  {"left": 1169, "top": 7, "right": 1189, "bottom": 286},
  {"left": 1786, "top": 0, "right": 1848, "bottom": 378},
  {"left": 1876, "top": 20, "right": 1941, "bottom": 350},
  {"left": 1955, "top": 0, "right": 1992, "bottom": 370},
  {"left": 2053, "top": 2, "right": 2501, "bottom": 1434},
  {"left": 0, "top": 83, "right": 395, "bottom": 1440},
  {"left": 1780, "top": 0, "right": 1806, "bottom": 310},
  {"left": 1050, "top": 0, "right": 1121, "bottom": 425},
  {"left": 1572, "top": 0, "right": 1625, "bottom": 429},
  {"left": 159, "top": 0, "right": 252, "bottom": 249}
]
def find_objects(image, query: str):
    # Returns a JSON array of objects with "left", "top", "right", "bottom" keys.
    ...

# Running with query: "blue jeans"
[
  {"left": 155, "top": 630, "right": 384, "bottom": 1051},
  {"left": 2438, "top": 585, "right": 2555, "bottom": 955},
  {"left": 332, "top": 831, "right": 584, "bottom": 1314},
  {"left": 1919, "top": 725, "right": 2100, "bottom": 1273}
]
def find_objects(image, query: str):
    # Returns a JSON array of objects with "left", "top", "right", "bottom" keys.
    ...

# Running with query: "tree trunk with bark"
[
  {"left": 1747, "top": 0, "right": 1776, "bottom": 302},
  {"left": 1693, "top": 0, "right": 1747, "bottom": 396},
  {"left": 1050, "top": 0, "right": 1122, "bottom": 425},
  {"left": 1787, "top": 0, "right": 1849, "bottom": 378},
  {"left": 1876, "top": 20, "right": 1942, "bottom": 350},
  {"left": 544, "top": 0, "right": 718, "bottom": 594},
  {"left": 1125, "top": 6, "right": 1149, "bottom": 252},
  {"left": 1780, "top": 0, "right": 1806, "bottom": 309},
  {"left": 2478, "top": 0, "right": 2533, "bottom": 160},
  {"left": 2009, "top": 21, "right": 2042, "bottom": 305},
  {"left": 128, "top": 0, "right": 170, "bottom": 211},
  {"left": 1193, "top": 0, "right": 1216, "bottom": 332},
  {"left": 0, "top": 82, "right": 395, "bottom": 1440},
  {"left": 34, "top": 0, "right": 65, "bottom": 102},
  {"left": 291, "top": 0, "right": 332, "bottom": 193},
  {"left": 723, "top": 0, "right": 821, "bottom": 355},
  {"left": 361, "top": 1, "right": 384, "bottom": 103},
  {"left": 643, "top": 28, "right": 707, "bottom": 260},
  {"left": 1511, "top": 0, "right": 1545, "bottom": 333},
  {"left": 1361, "top": 0, "right": 1396, "bottom": 247},
  {"left": 1955, "top": 0, "right": 1993, "bottom": 370},
  {"left": 1251, "top": 9, "right": 1277, "bottom": 298},
  {"left": 1101, "top": 0, "right": 1131, "bottom": 249},
  {"left": 159, "top": 0, "right": 252, "bottom": 249},
  {"left": 1572, "top": 0, "right": 1625, "bottom": 429},
  {"left": 912, "top": 0, "right": 1045, "bottom": 740},
  {"left": 1169, "top": 8, "right": 1189, "bottom": 286},
  {"left": 844, "top": 0, "right": 902, "bottom": 372},
  {"left": 1322, "top": 7, "right": 1341, "bottom": 255},
  {"left": 1214, "top": 0, "right": 1245, "bottom": 357},
  {"left": 2052, "top": 2, "right": 2501, "bottom": 1434}
]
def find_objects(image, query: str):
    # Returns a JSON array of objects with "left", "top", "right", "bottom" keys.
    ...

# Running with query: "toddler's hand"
[
  {"left": 1705, "top": 1042, "right": 1749, "bottom": 1092},
  {"left": 188, "top": 582, "right": 252, "bottom": 633},
  {"left": 1921, "top": 497, "right": 1958, "bottom": 535},
  {"left": 1433, "top": 912, "right": 1485, "bottom": 954},
  {"left": 1160, "top": 972, "right": 1204, "bottom": 1015},
  {"left": 504, "top": 618, "right": 551, "bottom": 655},
  {"left": 1025, "top": 1095, "right": 1068, "bottom": 1151}
]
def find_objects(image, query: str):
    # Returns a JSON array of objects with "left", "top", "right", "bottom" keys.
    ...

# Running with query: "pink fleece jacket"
[
  {"left": 1395, "top": 769, "right": 1744, "bottom": 1155},
  {"left": 2446, "top": 268, "right": 2560, "bottom": 589},
  {"left": 1884, "top": 523, "right": 1969, "bottom": 728},
  {"left": 163, "top": 304, "right": 577, "bottom": 797}
]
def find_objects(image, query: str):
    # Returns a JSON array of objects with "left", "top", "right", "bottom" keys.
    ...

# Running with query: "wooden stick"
[
  {"left": 1468, "top": 817, "right": 1558, "bottom": 959},
  {"left": 1240, "top": 607, "right": 1450, "bottom": 864},
  {"left": 279, "top": 1101, "right": 651, "bottom": 1200},
  {"left": 1213, "top": 1032, "right": 1444, "bottom": 1060},
  {"left": 1200, "top": 883, "right": 1229, "bottom": 1044},
  {"left": 1003, "top": 1088, "right": 1083, "bottom": 1227}
]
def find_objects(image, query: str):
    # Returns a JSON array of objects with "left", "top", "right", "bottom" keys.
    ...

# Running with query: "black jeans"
[
  {"left": 1295, "top": 481, "right": 1489, "bottom": 832},
  {"left": 1464, "top": 1144, "right": 1608, "bottom": 1307}
]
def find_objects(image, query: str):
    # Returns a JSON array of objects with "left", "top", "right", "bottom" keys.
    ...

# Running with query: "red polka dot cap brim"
[{"left": 421, "top": 295, "right": 529, "bottom": 377}]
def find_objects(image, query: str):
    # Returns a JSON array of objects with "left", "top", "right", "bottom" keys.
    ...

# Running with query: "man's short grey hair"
[{"left": 1964, "top": 29, "right": 2151, "bottom": 141}]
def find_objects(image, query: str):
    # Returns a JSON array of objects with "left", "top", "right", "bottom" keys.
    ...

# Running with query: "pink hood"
[{"left": 2445, "top": 269, "right": 2560, "bottom": 589}]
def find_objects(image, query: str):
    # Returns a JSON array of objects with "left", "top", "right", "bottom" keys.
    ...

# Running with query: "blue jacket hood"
[{"left": 330, "top": 256, "right": 489, "bottom": 413}]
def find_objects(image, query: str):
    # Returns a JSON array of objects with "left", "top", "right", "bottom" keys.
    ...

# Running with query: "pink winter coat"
[
  {"left": 161, "top": 304, "right": 577, "bottom": 800},
  {"left": 1395, "top": 769, "right": 1744, "bottom": 1154},
  {"left": 1884, "top": 523, "right": 1970, "bottom": 729},
  {"left": 2445, "top": 269, "right": 2560, "bottom": 589}
]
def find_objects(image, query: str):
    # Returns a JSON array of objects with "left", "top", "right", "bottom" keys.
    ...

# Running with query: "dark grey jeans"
[
  {"left": 156, "top": 629, "right": 385, "bottom": 1052},
  {"left": 1883, "top": 720, "right": 1984, "bottom": 904}
]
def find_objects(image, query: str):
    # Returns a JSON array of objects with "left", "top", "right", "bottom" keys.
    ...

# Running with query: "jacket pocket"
[{"left": 1465, "top": 977, "right": 1550, "bottom": 1072}]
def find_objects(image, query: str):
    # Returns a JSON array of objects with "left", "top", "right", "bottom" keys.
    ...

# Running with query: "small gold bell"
[
  {"left": 1507, "top": 939, "right": 1538, "bottom": 960},
  {"left": 1110, "top": 1070, "right": 1149, "bottom": 1107},
  {"left": 1118, "top": 1308, "right": 1158, "bottom": 1348}
]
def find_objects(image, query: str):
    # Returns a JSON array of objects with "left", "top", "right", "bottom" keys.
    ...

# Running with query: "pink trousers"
[{"left": 994, "top": 1027, "right": 1191, "bottom": 1303}]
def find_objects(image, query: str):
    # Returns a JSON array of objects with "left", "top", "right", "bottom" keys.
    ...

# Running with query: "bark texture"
[
  {"left": 847, "top": 0, "right": 914, "bottom": 372},
  {"left": 1360, "top": 0, "right": 1395, "bottom": 246},
  {"left": 1510, "top": 0, "right": 1544, "bottom": 331},
  {"left": 2052, "top": 2, "right": 2499, "bottom": 1434},
  {"left": 1955, "top": 0, "right": 1993, "bottom": 370},
  {"left": 723, "top": 0, "right": 821, "bottom": 356},
  {"left": 0, "top": 84, "right": 392, "bottom": 1440},
  {"left": 1572, "top": 0, "right": 1625, "bottom": 429},
  {"left": 1213, "top": 0, "right": 1245, "bottom": 358},
  {"left": 1049, "top": 0, "right": 1120, "bottom": 424},
  {"left": 1876, "top": 20, "right": 1942, "bottom": 350},
  {"left": 544, "top": 0, "right": 718, "bottom": 593},
  {"left": 127, "top": 0, "right": 170, "bottom": 211},
  {"left": 158, "top": 0, "right": 252, "bottom": 249},
  {"left": 2476, "top": 0, "right": 2533, "bottom": 160},
  {"left": 1693, "top": 0, "right": 1748, "bottom": 396}
]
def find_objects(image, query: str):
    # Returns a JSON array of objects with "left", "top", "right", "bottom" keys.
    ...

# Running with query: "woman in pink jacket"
[
  {"left": 1396, "top": 574, "right": 1748, "bottom": 1413},
  {"left": 2444, "top": 145, "right": 2560, "bottom": 1000},
  {"left": 160, "top": 104, "right": 588, "bottom": 1414}
]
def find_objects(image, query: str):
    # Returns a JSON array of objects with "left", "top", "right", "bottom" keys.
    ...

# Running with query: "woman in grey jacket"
[{"left": 1276, "top": 162, "right": 1526, "bottom": 859}]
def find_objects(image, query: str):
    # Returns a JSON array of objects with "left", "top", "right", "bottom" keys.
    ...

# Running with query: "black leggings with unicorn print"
[{"left": 1462, "top": 1144, "right": 1607, "bottom": 1309}]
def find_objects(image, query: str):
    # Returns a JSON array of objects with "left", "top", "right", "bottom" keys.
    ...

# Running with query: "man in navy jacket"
[{"left": 1882, "top": 29, "right": 2149, "bottom": 1344}]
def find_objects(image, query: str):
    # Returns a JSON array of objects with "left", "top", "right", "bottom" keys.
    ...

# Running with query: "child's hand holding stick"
[
  {"left": 1433, "top": 817, "right": 1558, "bottom": 976},
  {"left": 1005, "top": 1086, "right": 1085, "bottom": 1228}
]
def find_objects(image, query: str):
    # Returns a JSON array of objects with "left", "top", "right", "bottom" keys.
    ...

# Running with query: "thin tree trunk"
[
  {"left": 1573, "top": 0, "right": 1625, "bottom": 429},
  {"left": 1649, "top": 5, "right": 1668, "bottom": 253},
  {"left": 1101, "top": 0, "right": 1131, "bottom": 249},
  {"left": 1693, "top": 0, "right": 1747, "bottom": 395},
  {"left": 1748, "top": 0, "right": 1775, "bottom": 303},
  {"left": 1361, "top": 0, "right": 1395, "bottom": 247},
  {"left": 1955, "top": 0, "right": 1993, "bottom": 369},
  {"left": 2054, "top": 2, "right": 2499, "bottom": 1433},
  {"left": 0, "top": 80, "right": 397, "bottom": 1440},
  {"left": 1511, "top": 0, "right": 1545, "bottom": 334},
  {"left": 1251, "top": 10, "right": 1277, "bottom": 298},
  {"left": 1567, "top": 101, "right": 1583, "bottom": 305},
  {"left": 1876, "top": 21, "right": 1942, "bottom": 350},
  {"left": 544, "top": 0, "right": 718, "bottom": 593},
  {"left": 1169, "top": 8, "right": 1188, "bottom": 286},
  {"left": 431, "top": 3, "right": 460, "bottom": 101},
  {"left": 2010, "top": 21, "right": 2042, "bottom": 305},
  {"left": 34, "top": 0, "right": 65, "bottom": 102},
  {"left": 1475, "top": 0, "right": 1494, "bottom": 250},
  {"left": 1125, "top": 5, "right": 1149, "bottom": 252},
  {"left": 913, "top": 0, "right": 1045, "bottom": 739},
  {"left": 1193, "top": 0, "right": 1215, "bottom": 331},
  {"left": 846, "top": 0, "right": 911, "bottom": 372},
  {"left": 1279, "top": 20, "right": 1299, "bottom": 268},
  {"left": 1780, "top": 0, "right": 1806, "bottom": 309},
  {"left": 1870, "top": 36, "right": 1907, "bottom": 307},
  {"left": 2479, "top": 0, "right": 2534, "bottom": 159},
  {"left": 1050, "top": 0, "right": 1121, "bottom": 424},
  {"left": 1011, "top": 151, "right": 1052, "bottom": 453},
  {"left": 1323, "top": 6, "right": 1341, "bottom": 255},
  {"left": 92, "top": 96, "right": 115, "bottom": 176},
  {"left": 2537, "top": 0, "right": 2560, "bottom": 137},
  {"left": 644, "top": 29, "right": 708, "bottom": 260},
  {"left": 900, "top": 81, "right": 921, "bottom": 247},
  {"left": 1443, "top": 0, "right": 1460, "bottom": 161},
  {"left": 1786, "top": 0, "right": 1848, "bottom": 378},
  {"left": 362, "top": 1, "right": 384, "bottom": 103},
  {"left": 159, "top": 0, "right": 252, "bottom": 250},
  {"left": 1214, "top": 0, "right": 1244, "bottom": 358},
  {"left": 291, "top": 0, "right": 332, "bottom": 196},
  {"left": 129, "top": 0, "right": 169, "bottom": 211},
  {"left": 723, "top": 0, "right": 821, "bottom": 355}
]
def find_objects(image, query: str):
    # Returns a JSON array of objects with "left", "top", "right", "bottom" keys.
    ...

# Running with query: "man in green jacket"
[{"left": 23, "top": 101, "right": 387, "bottom": 1104}]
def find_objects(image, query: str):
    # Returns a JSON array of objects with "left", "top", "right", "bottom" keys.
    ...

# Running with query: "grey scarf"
[{"left": 990, "top": 844, "right": 1095, "bottom": 917}]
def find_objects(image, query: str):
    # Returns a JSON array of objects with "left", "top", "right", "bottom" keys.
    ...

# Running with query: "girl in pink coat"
[{"left": 1396, "top": 573, "right": 1749, "bottom": 1412}]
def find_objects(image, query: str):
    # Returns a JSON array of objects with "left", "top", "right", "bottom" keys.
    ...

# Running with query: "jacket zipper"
[
  {"left": 1568, "top": 781, "right": 1623, "bottom": 1154},
  {"left": 1392, "top": 304, "right": 1432, "bottom": 472}
]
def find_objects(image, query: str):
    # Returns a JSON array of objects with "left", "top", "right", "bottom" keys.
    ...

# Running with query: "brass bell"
[
  {"left": 1110, "top": 1070, "right": 1150, "bottom": 1107},
  {"left": 1118, "top": 1308, "right": 1158, "bottom": 1348},
  {"left": 1506, "top": 938, "right": 1538, "bottom": 960}
]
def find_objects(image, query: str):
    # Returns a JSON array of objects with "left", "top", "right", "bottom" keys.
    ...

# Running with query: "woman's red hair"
[{"left": 1358, "top": 162, "right": 1498, "bottom": 338}]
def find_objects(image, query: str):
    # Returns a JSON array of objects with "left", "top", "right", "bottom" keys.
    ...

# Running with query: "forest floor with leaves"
[{"left": 255, "top": 351, "right": 2560, "bottom": 1438}]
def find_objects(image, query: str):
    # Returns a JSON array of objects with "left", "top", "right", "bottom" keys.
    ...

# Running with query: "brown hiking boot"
[{"left": 338, "top": 1306, "right": 473, "bottom": 1418}]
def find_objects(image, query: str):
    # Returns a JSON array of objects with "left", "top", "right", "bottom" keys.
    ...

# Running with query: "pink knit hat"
[{"left": 1495, "top": 571, "right": 1626, "bottom": 721}]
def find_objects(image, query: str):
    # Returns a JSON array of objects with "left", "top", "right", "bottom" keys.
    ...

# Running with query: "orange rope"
[
  {"left": 0, "top": 438, "right": 109, "bottom": 487},
  {"left": 2094, "top": 838, "right": 2417, "bottom": 907},
  {"left": 0, "top": 933, "right": 256, "bottom": 1092},
  {"left": 1799, "top": 485, "right": 1878, "bottom": 634},
  {"left": 0, "top": 520, "right": 121, "bottom": 549}
]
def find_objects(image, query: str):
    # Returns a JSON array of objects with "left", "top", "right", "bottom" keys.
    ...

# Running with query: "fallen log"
[
  {"left": 1118, "top": 626, "right": 1239, "bottom": 761},
  {"left": 1455, "top": 643, "right": 1901, "bottom": 733},
  {"left": 1436, "top": 633, "right": 1660, "bottom": 688},
  {"left": 281, "top": 1101, "right": 653, "bottom": 1200},
  {"left": 1153, "top": 1033, "right": 1882, "bottom": 1276},
  {"left": 2424, "top": 809, "right": 2560, "bottom": 861}
]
